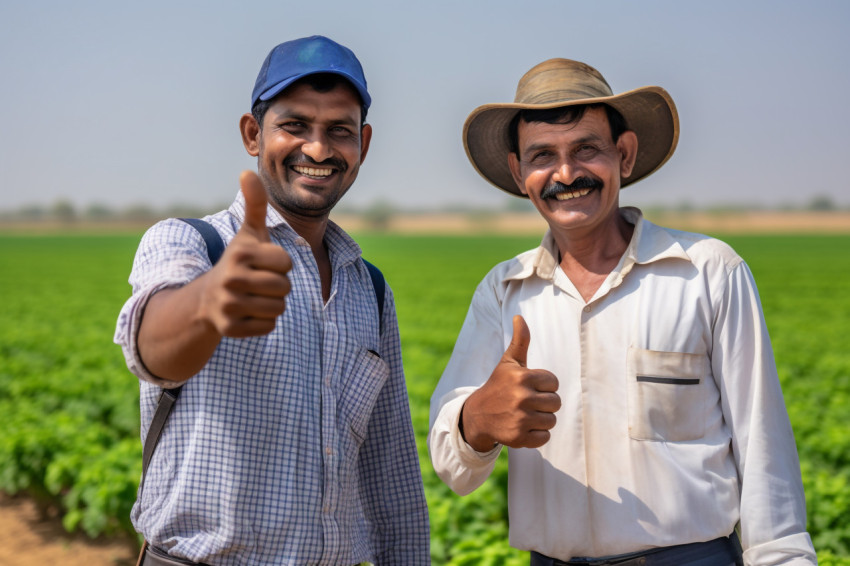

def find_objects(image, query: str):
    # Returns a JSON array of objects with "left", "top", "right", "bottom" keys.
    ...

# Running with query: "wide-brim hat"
[{"left": 463, "top": 58, "right": 679, "bottom": 197}]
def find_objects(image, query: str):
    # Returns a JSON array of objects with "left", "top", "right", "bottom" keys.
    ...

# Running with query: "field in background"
[
  {"left": 331, "top": 210, "right": 850, "bottom": 235},
  {"left": 1, "top": 209, "right": 849, "bottom": 236},
  {"left": 1, "top": 226, "right": 849, "bottom": 565}
]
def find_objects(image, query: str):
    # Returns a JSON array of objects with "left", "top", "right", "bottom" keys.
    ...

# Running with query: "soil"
[{"left": 0, "top": 493, "right": 137, "bottom": 566}]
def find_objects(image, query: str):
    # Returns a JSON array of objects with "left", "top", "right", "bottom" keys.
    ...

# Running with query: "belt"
[
  {"left": 530, "top": 533, "right": 743, "bottom": 566},
  {"left": 139, "top": 543, "right": 211, "bottom": 566},
  {"left": 138, "top": 543, "right": 364, "bottom": 566}
]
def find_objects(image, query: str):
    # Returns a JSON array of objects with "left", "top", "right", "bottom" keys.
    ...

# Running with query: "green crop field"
[{"left": 1, "top": 230, "right": 848, "bottom": 565}]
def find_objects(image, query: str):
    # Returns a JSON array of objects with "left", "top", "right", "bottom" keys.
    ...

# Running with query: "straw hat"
[{"left": 463, "top": 58, "right": 680, "bottom": 197}]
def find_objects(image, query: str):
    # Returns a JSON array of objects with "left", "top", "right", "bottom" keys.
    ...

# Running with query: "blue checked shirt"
[{"left": 115, "top": 193, "right": 429, "bottom": 565}]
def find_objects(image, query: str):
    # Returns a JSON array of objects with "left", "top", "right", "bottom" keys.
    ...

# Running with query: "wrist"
[{"left": 459, "top": 401, "right": 497, "bottom": 452}]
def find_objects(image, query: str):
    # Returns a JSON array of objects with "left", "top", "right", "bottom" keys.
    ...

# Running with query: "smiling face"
[
  {"left": 240, "top": 80, "right": 371, "bottom": 222},
  {"left": 508, "top": 106, "right": 637, "bottom": 239}
]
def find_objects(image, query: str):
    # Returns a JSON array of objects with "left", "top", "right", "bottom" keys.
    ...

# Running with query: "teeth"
[
  {"left": 293, "top": 165, "right": 332, "bottom": 177},
  {"left": 554, "top": 188, "right": 591, "bottom": 201}
]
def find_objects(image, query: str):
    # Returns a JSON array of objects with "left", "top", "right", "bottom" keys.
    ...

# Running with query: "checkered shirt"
[{"left": 115, "top": 193, "right": 429, "bottom": 565}]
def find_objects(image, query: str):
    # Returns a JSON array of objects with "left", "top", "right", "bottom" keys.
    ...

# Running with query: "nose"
[
  {"left": 301, "top": 132, "right": 333, "bottom": 163},
  {"left": 552, "top": 157, "right": 581, "bottom": 185}
]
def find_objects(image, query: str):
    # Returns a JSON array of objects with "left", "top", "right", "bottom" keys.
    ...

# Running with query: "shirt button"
[
  {"left": 326, "top": 446, "right": 333, "bottom": 455},
  {"left": 583, "top": 306, "right": 591, "bottom": 313}
]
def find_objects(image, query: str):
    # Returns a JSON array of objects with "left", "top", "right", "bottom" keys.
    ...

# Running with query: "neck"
[
  {"left": 550, "top": 210, "right": 634, "bottom": 301},
  {"left": 282, "top": 211, "right": 330, "bottom": 252},
  {"left": 279, "top": 210, "right": 333, "bottom": 301}
]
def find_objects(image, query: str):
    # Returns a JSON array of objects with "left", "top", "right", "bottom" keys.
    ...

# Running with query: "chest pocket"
[
  {"left": 627, "top": 347, "right": 708, "bottom": 442},
  {"left": 338, "top": 348, "right": 390, "bottom": 445}
]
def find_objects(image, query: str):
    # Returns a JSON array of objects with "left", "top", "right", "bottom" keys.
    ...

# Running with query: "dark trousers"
[{"left": 530, "top": 533, "right": 744, "bottom": 566}]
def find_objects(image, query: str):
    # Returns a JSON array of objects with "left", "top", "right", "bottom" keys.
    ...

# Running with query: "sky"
[{"left": 1, "top": 0, "right": 848, "bottom": 214}]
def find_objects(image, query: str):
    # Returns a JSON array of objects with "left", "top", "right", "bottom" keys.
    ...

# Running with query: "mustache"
[
  {"left": 284, "top": 154, "right": 347, "bottom": 172},
  {"left": 540, "top": 177, "right": 603, "bottom": 200}
]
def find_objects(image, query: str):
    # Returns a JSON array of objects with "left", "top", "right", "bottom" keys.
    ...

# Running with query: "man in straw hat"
[{"left": 429, "top": 59, "right": 816, "bottom": 565}]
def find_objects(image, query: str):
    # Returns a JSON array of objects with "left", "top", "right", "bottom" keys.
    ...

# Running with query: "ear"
[
  {"left": 359, "top": 123, "right": 373, "bottom": 165},
  {"left": 507, "top": 152, "right": 528, "bottom": 196},
  {"left": 240, "top": 113, "right": 261, "bottom": 157},
  {"left": 617, "top": 130, "right": 638, "bottom": 179}
]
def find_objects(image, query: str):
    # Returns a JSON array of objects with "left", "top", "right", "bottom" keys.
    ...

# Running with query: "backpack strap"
[
  {"left": 178, "top": 217, "right": 225, "bottom": 265},
  {"left": 362, "top": 259, "right": 385, "bottom": 334}
]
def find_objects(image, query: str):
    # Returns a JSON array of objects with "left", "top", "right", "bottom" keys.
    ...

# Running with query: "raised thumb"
[
  {"left": 239, "top": 170, "right": 270, "bottom": 242},
  {"left": 504, "top": 314, "right": 531, "bottom": 367}
]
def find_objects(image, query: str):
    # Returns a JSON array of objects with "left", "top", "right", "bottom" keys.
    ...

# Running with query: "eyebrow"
[
  {"left": 276, "top": 109, "right": 359, "bottom": 128},
  {"left": 521, "top": 134, "right": 605, "bottom": 155}
]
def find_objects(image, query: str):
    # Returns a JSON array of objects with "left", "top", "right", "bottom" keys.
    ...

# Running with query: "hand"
[
  {"left": 461, "top": 315, "right": 561, "bottom": 451},
  {"left": 200, "top": 170, "right": 292, "bottom": 337}
]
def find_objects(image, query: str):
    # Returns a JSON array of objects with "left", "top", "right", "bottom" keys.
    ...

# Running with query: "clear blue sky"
[{"left": 1, "top": 0, "right": 848, "bottom": 213}]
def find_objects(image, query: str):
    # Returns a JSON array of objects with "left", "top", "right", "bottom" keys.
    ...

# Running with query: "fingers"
[
  {"left": 239, "top": 170, "right": 270, "bottom": 242},
  {"left": 229, "top": 240, "right": 293, "bottom": 276},
  {"left": 223, "top": 265, "right": 292, "bottom": 298},
  {"left": 504, "top": 314, "right": 531, "bottom": 367},
  {"left": 522, "top": 429, "right": 553, "bottom": 449}
]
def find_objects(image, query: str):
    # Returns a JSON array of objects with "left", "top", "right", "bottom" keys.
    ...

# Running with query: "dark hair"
[
  {"left": 507, "top": 104, "right": 628, "bottom": 155},
  {"left": 251, "top": 73, "right": 369, "bottom": 128}
]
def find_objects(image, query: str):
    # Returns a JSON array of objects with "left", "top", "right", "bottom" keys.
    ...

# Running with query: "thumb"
[
  {"left": 239, "top": 170, "right": 270, "bottom": 242},
  {"left": 504, "top": 314, "right": 531, "bottom": 367}
]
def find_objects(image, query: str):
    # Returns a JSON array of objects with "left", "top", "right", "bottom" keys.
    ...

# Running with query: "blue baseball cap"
[{"left": 251, "top": 35, "right": 371, "bottom": 110}]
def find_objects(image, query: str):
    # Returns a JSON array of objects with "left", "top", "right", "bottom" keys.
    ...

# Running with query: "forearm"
[{"left": 137, "top": 278, "right": 222, "bottom": 382}]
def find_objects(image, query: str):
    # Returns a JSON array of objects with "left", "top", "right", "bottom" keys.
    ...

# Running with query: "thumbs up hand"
[
  {"left": 460, "top": 315, "right": 561, "bottom": 451},
  {"left": 238, "top": 169, "right": 273, "bottom": 243},
  {"left": 200, "top": 170, "right": 292, "bottom": 338}
]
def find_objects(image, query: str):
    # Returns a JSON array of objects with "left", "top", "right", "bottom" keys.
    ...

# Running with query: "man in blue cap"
[{"left": 115, "top": 36, "right": 429, "bottom": 565}]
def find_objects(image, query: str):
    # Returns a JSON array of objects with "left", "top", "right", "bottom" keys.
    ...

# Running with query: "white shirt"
[{"left": 429, "top": 207, "right": 816, "bottom": 565}]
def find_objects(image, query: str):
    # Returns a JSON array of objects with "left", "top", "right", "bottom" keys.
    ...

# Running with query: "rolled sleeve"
[
  {"left": 429, "top": 275, "right": 506, "bottom": 495},
  {"left": 429, "top": 393, "right": 502, "bottom": 495},
  {"left": 743, "top": 532, "right": 817, "bottom": 565}
]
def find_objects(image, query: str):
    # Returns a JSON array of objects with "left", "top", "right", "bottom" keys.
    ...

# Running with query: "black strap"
[
  {"left": 362, "top": 259, "right": 385, "bottom": 332},
  {"left": 140, "top": 219, "right": 386, "bottom": 488},
  {"left": 178, "top": 217, "right": 225, "bottom": 264},
  {"left": 141, "top": 388, "right": 180, "bottom": 478}
]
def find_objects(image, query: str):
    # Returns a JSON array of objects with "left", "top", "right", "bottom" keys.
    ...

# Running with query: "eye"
[
  {"left": 528, "top": 149, "right": 555, "bottom": 165},
  {"left": 280, "top": 121, "right": 306, "bottom": 133},
  {"left": 575, "top": 144, "right": 599, "bottom": 159},
  {"left": 329, "top": 125, "right": 355, "bottom": 139}
]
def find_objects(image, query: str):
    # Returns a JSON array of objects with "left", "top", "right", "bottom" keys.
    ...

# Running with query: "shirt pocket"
[
  {"left": 627, "top": 347, "right": 707, "bottom": 442},
  {"left": 338, "top": 348, "right": 390, "bottom": 445}
]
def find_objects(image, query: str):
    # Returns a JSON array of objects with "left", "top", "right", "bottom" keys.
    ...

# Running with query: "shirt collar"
[
  {"left": 503, "top": 207, "right": 691, "bottom": 284},
  {"left": 621, "top": 207, "right": 690, "bottom": 267},
  {"left": 228, "top": 191, "right": 363, "bottom": 268}
]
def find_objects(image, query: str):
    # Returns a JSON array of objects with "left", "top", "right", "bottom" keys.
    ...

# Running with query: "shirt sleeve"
[
  {"left": 357, "top": 287, "right": 431, "bottom": 564},
  {"left": 712, "top": 261, "right": 817, "bottom": 565},
  {"left": 113, "top": 219, "right": 213, "bottom": 387},
  {"left": 428, "top": 275, "right": 505, "bottom": 496}
]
